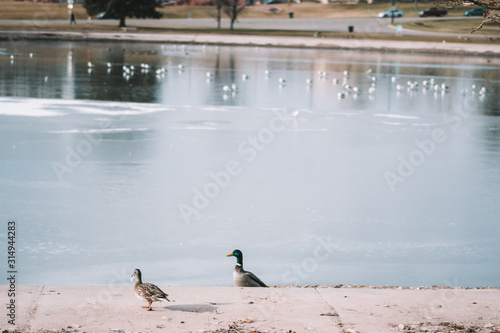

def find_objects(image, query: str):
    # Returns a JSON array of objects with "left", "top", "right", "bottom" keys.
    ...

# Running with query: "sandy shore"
[
  {"left": 1, "top": 30, "right": 500, "bottom": 56},
  {"left": 1, "top": 285, "right": 499, "bottom": 333}
]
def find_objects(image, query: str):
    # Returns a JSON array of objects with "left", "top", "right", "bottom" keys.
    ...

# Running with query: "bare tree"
[
  {"left": 216, "top": 0, "right": 223, "bottom": 29},
  {"left": 221, "top": 0, "right": 246, "bottom": 30},
  {"left": 440, "top": 0, "right": 499, "bottom": 33},
  {"left": 203, "top": 0, "right": 244, "bottom": 30}
]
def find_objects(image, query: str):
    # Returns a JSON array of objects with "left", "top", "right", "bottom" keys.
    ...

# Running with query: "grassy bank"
[
  {"left": 161, "top": 2, "right": 468, "bottom": 19},
  {"left": 402, "top": 18, "right": 500, "bottom": 36},
  {"left": 1, "top": 22, "right": 498, "bottom": 44}
]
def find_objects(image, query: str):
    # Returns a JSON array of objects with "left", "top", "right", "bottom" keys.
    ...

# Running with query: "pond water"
[{"left": 0, "top": 40, "right": 499, "bottom": 288}]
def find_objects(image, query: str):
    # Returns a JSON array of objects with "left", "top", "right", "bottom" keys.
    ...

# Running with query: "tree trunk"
[
  {"left": 217, "top": 4, "right": 221, "bottom": 29},
  {"left": 230, "top": 16, "right": 235, "bottom": 30},
  {"left": 230, "top": 4, "right": 237, "bottom": 30},
  {"left": 119, "top": 16, "right": 126, "bottom": 28}
]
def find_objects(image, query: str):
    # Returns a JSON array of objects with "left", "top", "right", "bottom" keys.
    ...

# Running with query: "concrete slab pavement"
[
  {"left": 316, "top": 287, "right": 500, "bottom": 333},
  {"left": 1, "top": 285, "right": 499, "bottom": 333}
]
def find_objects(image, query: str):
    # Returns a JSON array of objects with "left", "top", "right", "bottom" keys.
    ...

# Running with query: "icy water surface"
[{"left": 0, "top": 41, "right": 499, "bottom": 287}]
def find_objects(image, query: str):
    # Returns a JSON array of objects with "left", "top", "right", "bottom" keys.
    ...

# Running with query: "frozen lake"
[{"left": 0, "top": 41, "right": 499, "bottom": 287}]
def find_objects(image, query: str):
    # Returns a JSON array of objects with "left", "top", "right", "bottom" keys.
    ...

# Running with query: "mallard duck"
[
  {"left": 227, "top": 249, "right": 268, "bottom": 287},
  {"left": 131, "top": 269, "right": 170, "bottom": 311}
]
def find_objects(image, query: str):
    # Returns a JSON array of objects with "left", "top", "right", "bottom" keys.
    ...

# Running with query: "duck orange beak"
[{"left": 226, "top": 253, "right": 234, "bottom": 257}]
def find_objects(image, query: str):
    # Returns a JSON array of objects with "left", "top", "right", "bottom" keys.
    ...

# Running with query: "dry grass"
[
  {"left": 0, "top": 22, "right": 126, "bottom": 31},
  {"left": 1, "top": 21, "right": 498, "bottom": 44},
  {"left": 402, "top": 18, "right": 500, "bottom": 36},
  {"left": 238, "top": 2, "right": 467, "bottom": 19},
  {"left": 0, "top": 1, "right": 89, "bottom": 20}
]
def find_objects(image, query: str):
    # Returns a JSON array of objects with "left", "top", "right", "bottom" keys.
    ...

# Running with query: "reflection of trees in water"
[
  {"left": 206, "top": 46, "right": 223, "bottom": 105},
  {"left": 478, "top": 110, "right": 500, "bottom": 180},
  {"left": 75, "top": 44, "right": 160, "bottom": 103},
  {"left": 0, "top": 45, "right": 72, "bottom": 99},
  {"left": 223, "top": 52, "right": 238, "bottom": 106},
  {"left": 477, "top": 80, "right": 499, "bottom": 117},
  {"left": 204, "top": 48, "right": 241, "bottom": 106},
  {"left": 483, "top": 124, "right": 500, "bottom": 153},
  {"left": 2, "top": 41, "right": 500, "bottom": 115},
  {"left": 482, "top": 125, "right": 500, "bottom": 154},
  {"left": 457, "top": 66, "right": 500, "bottom": 117},
  {"left": 122, "top": 71, "right": 161, "bottom": 103}
]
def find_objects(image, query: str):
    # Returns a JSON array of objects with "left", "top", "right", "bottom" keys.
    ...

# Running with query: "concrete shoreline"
[
  {"left": 2, "top": 29, "right": 500, "bottom": 56},
  {"left": 1, "top": 285, "right": 499, "bottom": 332}
]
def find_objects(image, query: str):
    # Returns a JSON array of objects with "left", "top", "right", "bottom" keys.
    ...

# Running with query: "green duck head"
[{"left": 227, "top": 249, "right": 243, "bottom": 266}]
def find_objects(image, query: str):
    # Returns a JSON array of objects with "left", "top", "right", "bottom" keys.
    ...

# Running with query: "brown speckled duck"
[
  {"left": 131, "top": 268, "right": 170, "bottom": 311},
  {"left": 227, "top": 249, "right": 268, "bottom": 287}
]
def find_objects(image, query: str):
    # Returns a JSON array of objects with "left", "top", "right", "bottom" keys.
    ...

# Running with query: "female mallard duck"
[
  {"left": 131, "top": 269, "right": 170, "bottom": 311},
  {"left": 227, "top": 249, "right": 268, "bottom": 287}
]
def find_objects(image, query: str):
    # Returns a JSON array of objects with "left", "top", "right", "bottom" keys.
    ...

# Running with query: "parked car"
[
  {"left": 264, "top": 0, "right": 297, "bottom": 3},
  {"left": 96, "top": 12, "right": 120, "bottom": 19},
  {"left": 378, "top": 9, "right": 404, "bottom": 18},
  {"left": 158, "top": 0, "right": 178, "bottom": 6},
  {"left": 464, "top": 8, "right": 489, "bottom": 16},
  {"left": 418, "top": 7, "right": 448, "bottom": 17}
]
